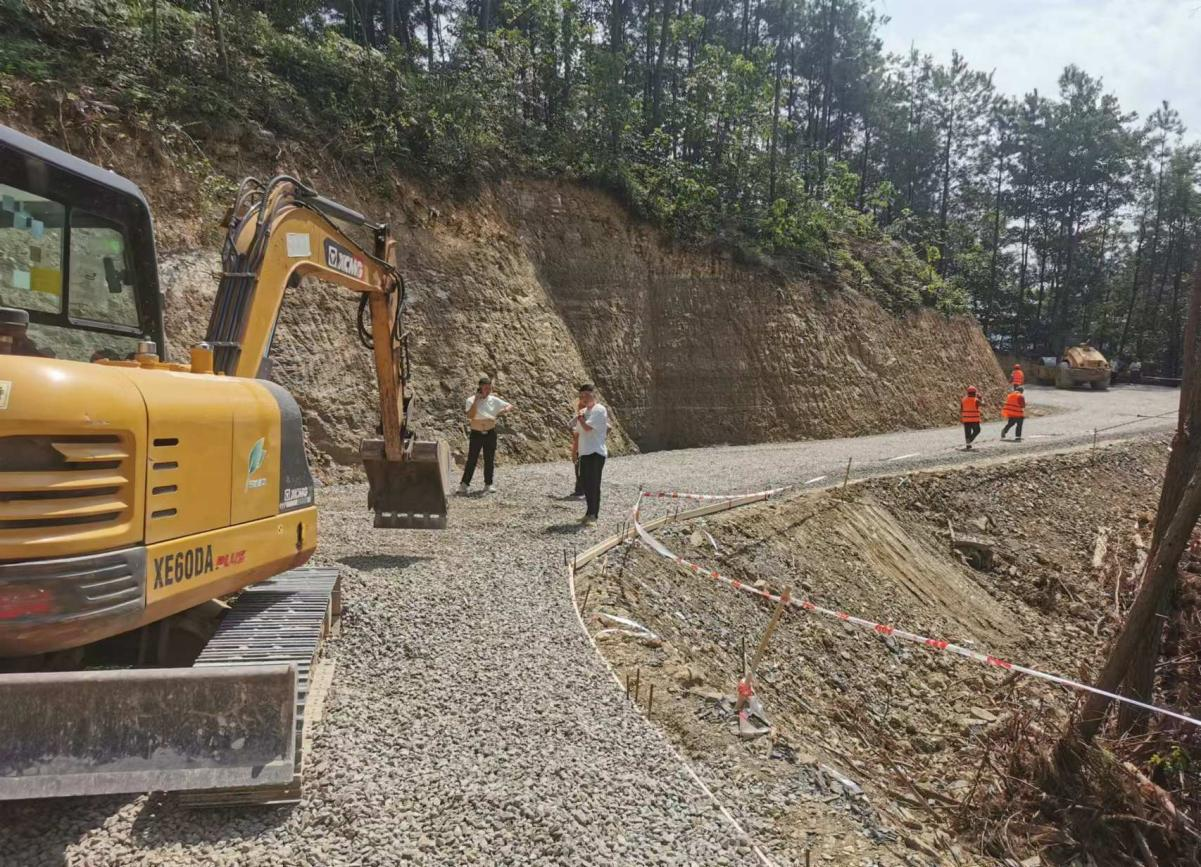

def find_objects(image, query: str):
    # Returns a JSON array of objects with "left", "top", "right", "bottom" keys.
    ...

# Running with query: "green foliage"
[
  {"left": 1149, "top": 744, "right": 1191, "bottom": 775},
  {"left": 3, "top": 0, "right": 1191, "bottom": 331}
]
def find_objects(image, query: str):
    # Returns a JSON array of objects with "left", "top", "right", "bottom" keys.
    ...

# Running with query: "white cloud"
[{"left": 873, "top": 0, "right": 1201, "bottom": 133}]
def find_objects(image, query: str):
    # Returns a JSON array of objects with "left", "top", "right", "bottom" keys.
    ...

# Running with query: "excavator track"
[
  {"left": 0, "top": 568, "right": 340, "bottom": 802},
  {"left": 178, "top": 567, "right": 341, "bottom": 807}
]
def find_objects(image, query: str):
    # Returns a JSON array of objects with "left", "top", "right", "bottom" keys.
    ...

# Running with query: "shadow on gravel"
[
  {"left": 129, "top": 796, "right": 293, "bottom": 849},
  {"left": 337, "top": 554, "right": 433, "bottom": 572},
  {"left": 541, "top": 522, "right": 588, "bottom": 535},
  {"left": 0, "top": 794, "right": 135, "bottom": 865}
]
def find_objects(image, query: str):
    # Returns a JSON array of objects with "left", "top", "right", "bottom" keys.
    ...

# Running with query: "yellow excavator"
[{"left": 0, "top": 124, "right": 448, "bottom": 802}]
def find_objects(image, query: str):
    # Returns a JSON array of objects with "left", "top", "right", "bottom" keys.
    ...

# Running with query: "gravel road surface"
[{"left": 0, "top": 384, "right": 1178, "bottom": 866}]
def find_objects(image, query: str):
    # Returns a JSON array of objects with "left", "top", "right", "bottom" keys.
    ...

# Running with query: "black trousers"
[
  {"left": 1002, "top": 417, "right": 1024, "bottom": 438},
  {"left": 578, "top": 453, "right": 606, "bottom": 517},
  {"left": 573, "top": 457, "right": 584, "bottom": 495},
  {"left": 963, "top": 422, "right": 980, "bottom": 444},
  {"left": 462, "top": 429, "right": 497, "bottom": 485}
]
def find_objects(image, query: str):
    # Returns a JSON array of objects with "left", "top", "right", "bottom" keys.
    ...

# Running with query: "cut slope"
[
  {"left": 578, "top": 439, "right": 1170, "bottom": 864},
  {"left": 2, "top": 112, "right": 1004, "bottom": 476},
  {"left": 505, "top": 181, "right": 1005, "bottom": 451}
]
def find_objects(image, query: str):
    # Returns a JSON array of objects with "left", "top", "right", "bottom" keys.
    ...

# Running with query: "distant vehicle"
[{"left": 1034, "top": 345, "right": 1111, "bottom": 390}]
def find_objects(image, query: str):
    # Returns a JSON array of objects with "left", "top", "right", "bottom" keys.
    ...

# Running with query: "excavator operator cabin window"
[
  {"left": 68, "top": 209, "right": 138, "bottom": 328},
  {"left": 0, "top": 183, "right": 65, "bottom": 315}
]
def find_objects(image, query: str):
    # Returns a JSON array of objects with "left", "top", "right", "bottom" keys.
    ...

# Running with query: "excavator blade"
[
  {"left": 361, "top": 438, "right": 450, "bottom": 529},
  {"left": 0, "top": 665, "right": 296, "bottom": 800}
]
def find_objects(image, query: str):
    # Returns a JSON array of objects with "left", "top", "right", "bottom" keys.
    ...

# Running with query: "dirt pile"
[{"left": 579, "top": 438, "right": 1171, "bottom": 864}]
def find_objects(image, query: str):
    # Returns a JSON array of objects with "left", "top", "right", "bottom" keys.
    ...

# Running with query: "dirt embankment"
[
  {"left": 505, "top": 183, "right": 1004, "bottom": 450},
  {"left": 580, "top": 438, "right": 1172, "bottom": 865},
  {"left": 4, "top": 112, "right": 1003, "bottom": 477}
]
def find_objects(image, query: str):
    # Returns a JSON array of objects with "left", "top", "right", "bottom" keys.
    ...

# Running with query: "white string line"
[{"left": 566, "top": 499, "right": 780, "bottom": 867}]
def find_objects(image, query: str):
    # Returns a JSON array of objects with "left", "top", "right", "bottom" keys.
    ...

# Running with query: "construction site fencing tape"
[{"left": 631, "top": 493, "right": 1201, "bottom": 731}]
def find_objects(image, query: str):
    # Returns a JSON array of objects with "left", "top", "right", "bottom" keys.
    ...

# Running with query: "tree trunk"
[
  {"left": 740, "top": 0, "right": 750, "bottom": 58},
  {"left": 1075, "top": 451, "right": 1201, "bottom": 741},
  {"left": 650, "top": 0, "right": 672, "bottom": 129},
  {"left": 936, "top": 109, "right": 953, "bottom": 275},
  {"left": 1117, "top": 206, "right": 1149, "bottom": 357},
  {"left": 983, "top": 143, "right": 1005, "bottom": 333},
  {"left": 423, "top": 0, "right": 434, "bottom": 66},
  {"left": 816, "top": 0, "right": 837, "bottom": 186},
  {"left": 210, "top": 0, "right": 230, "bottom": 78},
  {"left": 856, "top": 120, "right": 871, "bottom": 211},
  {"left": 1077, "top": 260, "right": 1201, "bottom": 741},
  {"left": 478, "top": 0, "right": 498, "bottom": 33},
  {"left": 1089, "top": 185, "right": 1113, "bottom": 347},
  {"left": 767, "top": 35, "right": 784, "bottom": 203}
]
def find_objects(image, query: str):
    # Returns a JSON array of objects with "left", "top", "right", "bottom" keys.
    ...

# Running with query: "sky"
[{"left": 873, "top": 0, "right": 1201, "bottom": 134}]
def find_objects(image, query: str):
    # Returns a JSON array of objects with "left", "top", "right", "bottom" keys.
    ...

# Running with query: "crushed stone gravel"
[{"left": 0, "top": 384, "right": 1177, "bottom": 866}]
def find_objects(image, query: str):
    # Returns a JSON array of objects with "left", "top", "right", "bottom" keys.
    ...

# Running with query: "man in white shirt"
[
  {"left": 570, "top": 383, "right": 608, "bottom": 525},
  {"left": 459, "top": 377, "right": 514, "bottom": 494}
]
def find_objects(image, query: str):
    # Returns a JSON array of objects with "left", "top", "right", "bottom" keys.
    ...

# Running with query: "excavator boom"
[{"left": 205, "top": 176, "right": 449, "bottom": 529}]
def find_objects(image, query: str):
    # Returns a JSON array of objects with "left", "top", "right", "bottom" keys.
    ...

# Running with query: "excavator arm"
[{"left": 205, "top": 177, "right": 449, "bottom": 528}]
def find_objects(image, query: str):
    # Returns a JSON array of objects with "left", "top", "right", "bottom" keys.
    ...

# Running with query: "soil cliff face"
[
  {"left": 160, "top": 177, "right": 1002, "bottom": 476},
  {"left": 503, "top": 181, "right": 1004, "bottom": 450}
]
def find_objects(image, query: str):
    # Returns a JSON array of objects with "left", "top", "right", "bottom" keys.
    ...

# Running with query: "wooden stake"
[
  {"left": 740, "top": 635, "right": 747, "bottom": 678},
  {"left": 748, "top": 588, "right": 791, "bottom": 680},
  {"left": 647, "top": 684, "right": 655, "bottom": 718},
  {"left": 580, "top": 585, "right": 591, "bottom": 616},
  {"left": 626, "top": 672, "right": 631, "bottom": 699},
  {"left": 842, "top": 457, "right": 853, "bottom": 489},
  {"left": 634, "top": 667, "right": 641, "bottom": 703}
]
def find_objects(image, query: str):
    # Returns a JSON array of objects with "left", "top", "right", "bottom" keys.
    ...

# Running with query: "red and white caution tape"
[{"left": 632, "top": 495, "right": 1201, "bottom": 731}]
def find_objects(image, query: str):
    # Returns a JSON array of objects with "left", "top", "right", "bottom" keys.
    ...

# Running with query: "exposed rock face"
[
  {"left": 157, "top": 180, "right": 1002, "bottom": 479},
  {"left": 503, "top": 181, "right": 1005, "bottom": 450}
]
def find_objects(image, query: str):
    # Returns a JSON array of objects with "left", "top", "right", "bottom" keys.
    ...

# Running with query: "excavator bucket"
[{"left": 362, "top": 438, "right": 450, "bottom": 529}]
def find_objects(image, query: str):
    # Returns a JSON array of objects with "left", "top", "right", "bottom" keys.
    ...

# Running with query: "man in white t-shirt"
[
  {"left": 570, "top": 383, "right": 608, "bottom": 525},
  {"left": 459, "top": 377, "right": 514, "bottom": 494}
]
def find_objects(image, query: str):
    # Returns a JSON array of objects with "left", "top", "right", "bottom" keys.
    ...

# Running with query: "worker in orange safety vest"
[
  {"left": 1011, "top": 363, "right": 1025, "bottom": 386},
  {"left": 960, "top": 386, "right": 983, "bottom": 450},
  {"left": 1001, "top": 386, "right": 1026, "bottom": 441}
]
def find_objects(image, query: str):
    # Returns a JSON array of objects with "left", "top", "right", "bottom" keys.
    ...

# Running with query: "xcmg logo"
[{"left": 324, "top": 239, "right": 365, "bottom": 281}]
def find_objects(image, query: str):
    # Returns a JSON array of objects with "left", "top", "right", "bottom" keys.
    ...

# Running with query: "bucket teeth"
[{"left": 361, "top": 437, "right": 450, "bottom": 530}]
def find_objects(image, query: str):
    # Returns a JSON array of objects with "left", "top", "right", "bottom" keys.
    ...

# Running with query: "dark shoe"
[
  {"left": 965, "top": 443, "right": 973, "bottom": 450},
  {"left": 1014, "top": 437, "right": 1022, "bottom": 442}
]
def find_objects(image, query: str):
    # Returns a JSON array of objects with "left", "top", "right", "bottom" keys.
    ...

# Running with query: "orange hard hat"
[{"left": 1014, "top": 363, "right": 1022, "bottom": 368}]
